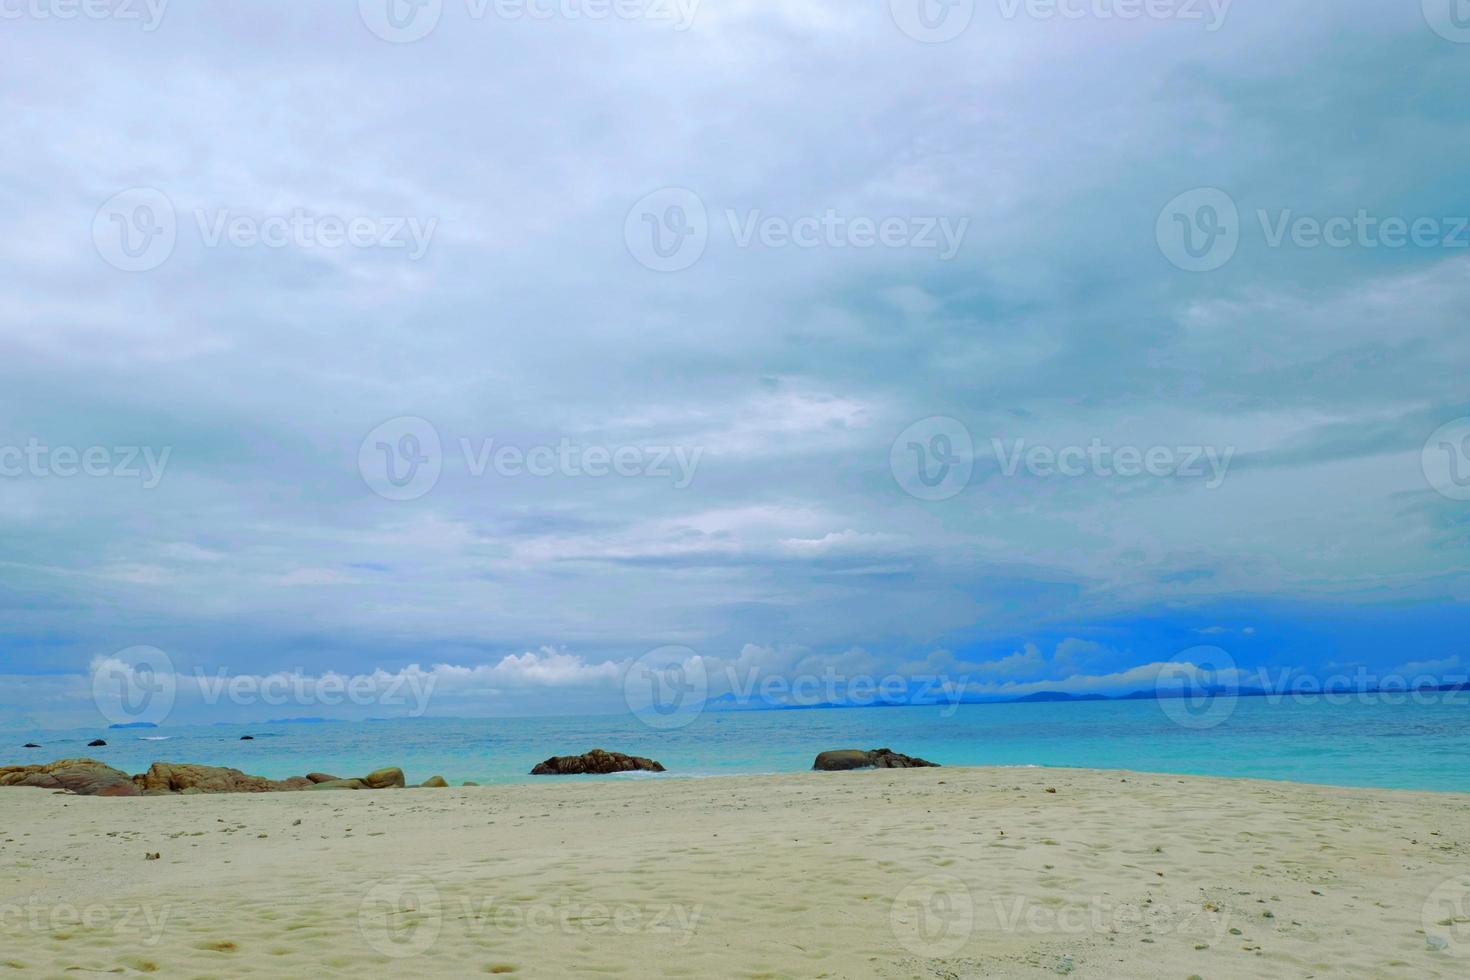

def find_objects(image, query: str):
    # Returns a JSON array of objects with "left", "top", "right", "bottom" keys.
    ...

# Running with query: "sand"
[{"left": 1, "top": 766, "right": 1468, "bottom": 978}]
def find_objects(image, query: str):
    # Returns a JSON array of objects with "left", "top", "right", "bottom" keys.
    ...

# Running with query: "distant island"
[
  {"left": 108, "top": 722, "right": 158, "bottom": 729},
  {"left": 704, "top": 680, "right": 1470, "bottom": 713}
]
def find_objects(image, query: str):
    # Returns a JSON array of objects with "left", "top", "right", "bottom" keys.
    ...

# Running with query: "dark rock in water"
[
  {"left": 23, "top": 743, "right": 40, "bottom": 748},
  {"left": 0, "top": 759, "right": 139, "bottom": 796},
  {"left": 812, "top": 748, "right": 939, "bottom": 771},
  {"left": 240, "top": 735, "right": 254, "bottom": 740},
  {"left": 530, "top": 748, "right": 665, "bottom": 775},
  {"left": 88, "top": 739, "right": 107, "bottom": 747}
]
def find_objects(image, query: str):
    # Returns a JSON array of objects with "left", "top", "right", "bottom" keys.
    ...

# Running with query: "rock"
[
  {"left": 23, "top": 743, "right": 40, "bottom": 748},
  {"left": 240, "top": 735, "right": 254, "bottom": 740},
  {"left": 88, "top": 739, "right": 107, "bottom": 747},
  {"left": 363, "top": 767, "right": 405, "bottom": 789},
  {"left": 3, "top": 759, "right": 410, "bottom": 797},
  {"left": 0, "top": 759, "right": 139, "bottom": 796},
  {"left": 812, "top": 748, "right": 939, "bottom": 771},
  {"left": 462, "top": 781, "right": 480, "bottom": 787},
  {"left": 305, "top": 778, "right": 369, "bottom": 791},
  {"left": 145, "top": 852, "right": 160, "bottom": 861},
  {"left": 420, "top": 775, "right": 449, "bottom": 788},
  {"left": 137, "top": 762, "right": 313, "bottom": 795},
  {"left": 810, "top": 749, "right": 872, "bottom": 771},
  {"left": 530, "top": 749, "right": 665, "bottom": 775}
]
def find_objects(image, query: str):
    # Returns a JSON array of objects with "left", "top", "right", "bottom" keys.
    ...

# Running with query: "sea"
[{"left": 10, "top": 694, "right": 1470, "bottom": 792}]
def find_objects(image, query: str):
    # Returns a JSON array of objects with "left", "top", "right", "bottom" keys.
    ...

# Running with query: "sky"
[{"left": 2, "top": 0, "right": 1469, "bottom": 727}]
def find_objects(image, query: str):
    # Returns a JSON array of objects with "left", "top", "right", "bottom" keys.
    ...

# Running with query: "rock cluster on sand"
[
  {"left": 0, "top": 759, "right": 140, "bottom": 796},
  {"left": 530, "top": 749, "right": 665, "bottom": 775},
  {"left": 137, "top": 762, "right": 315, "bottom": 794},
  {"left": 0, "top": 759, "right": 410, "bottom": 797},
  {"left": 811, "top": 748, "right": 939, "bottom": 771}
]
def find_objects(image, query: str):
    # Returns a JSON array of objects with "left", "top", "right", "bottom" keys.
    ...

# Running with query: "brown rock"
[
  {"left": 0, "top": 758, "right": 139, "bottom": 796},
  {"left": 138, "top": 762, "right": 310, "bottom": 794},
  {"left": 363, "top": 767, "right": 405, "bottom": 789},
  {"left": 420, "top": 776, "right": 449, "bottom": 788},
  {"left": 305, "top": 772, "right": 340, "bottom": 783},
  {"left": 530, "top": 749, "right": 665, "bottom": 775},
  {"left": 812, "top": 748, "right": 939, "bottom": 771},
  {"left": 305, "top": 778, "right": 368, "bottom": 790}
]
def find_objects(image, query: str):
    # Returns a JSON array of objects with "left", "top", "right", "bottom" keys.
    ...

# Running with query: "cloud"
[{"left": 1, "top": 3, "right": 1467, "bottom": 724}]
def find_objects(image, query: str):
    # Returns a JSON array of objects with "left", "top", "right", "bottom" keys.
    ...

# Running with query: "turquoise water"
[{"left": 11, "top": 695, "right": 1470, "bottom": 792}]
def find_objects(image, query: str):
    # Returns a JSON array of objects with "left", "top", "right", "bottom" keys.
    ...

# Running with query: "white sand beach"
[{"left": 2, "top": 767, "right": 1468, "bottom": 978}]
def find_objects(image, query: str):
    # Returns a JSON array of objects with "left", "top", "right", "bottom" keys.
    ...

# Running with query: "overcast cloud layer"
[{"left": 2, "top": 0, "right": 1469, "bottom": 727}]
